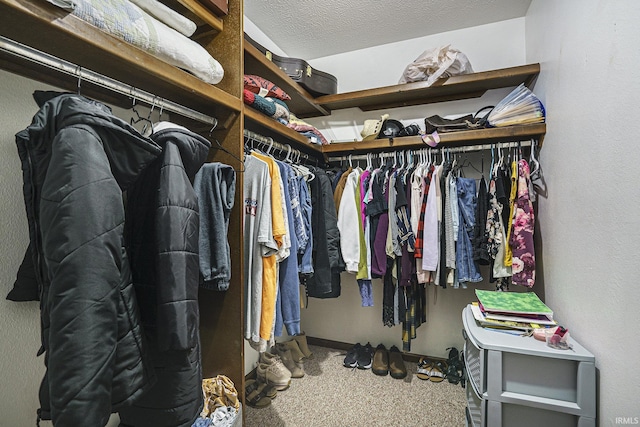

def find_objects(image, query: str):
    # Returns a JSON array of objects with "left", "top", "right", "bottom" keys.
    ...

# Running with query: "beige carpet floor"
[{"left": 244, "top": 345, "right": 467, "bottom": 427}]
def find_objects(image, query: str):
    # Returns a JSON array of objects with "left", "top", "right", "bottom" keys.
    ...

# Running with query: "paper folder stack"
[{"left": 487, "top": 84, "right": 546, "bottom": 127}]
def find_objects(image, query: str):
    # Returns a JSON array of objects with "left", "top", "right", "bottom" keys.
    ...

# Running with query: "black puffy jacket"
[
  {"left": 15, "top": 92, "right": 161, "bottom": 426},
  {"left": 119, "top": 122, "right": 210, "bottom": 427}
]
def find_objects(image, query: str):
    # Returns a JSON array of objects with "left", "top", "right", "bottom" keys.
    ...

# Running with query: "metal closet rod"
[
  {"left": 0, "top": 36, "right": 216, "bottom": 125},
  {"left": 243, "top": 129, "right": 315, "bottom": 163},
  {"left": 327, "top": 140, "right": 535, "bottom": 162}
]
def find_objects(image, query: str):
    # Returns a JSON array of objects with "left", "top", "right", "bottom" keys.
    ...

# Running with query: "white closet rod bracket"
[{"left": 0, "top": 36, "right": 216, "bottom": 126}]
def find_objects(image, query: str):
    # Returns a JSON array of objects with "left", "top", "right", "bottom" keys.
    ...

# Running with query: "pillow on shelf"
[{"left": 244, "top": 75, "right": 291, "bottom": 101}]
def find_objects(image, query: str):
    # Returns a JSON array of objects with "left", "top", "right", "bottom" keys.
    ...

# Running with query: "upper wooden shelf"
[
  {"left": 0, "top": 0, "right": 241, "bottom": 124},
  {"left": 313, "top": 63, "right": 540, "bottom": 113},
  {"left": 321, "top": 123, "right": 546, "bottom": 156},
  {"left": 244, "top": 42, "right": 330, "bottom": 119},
  {"left": 163, "top": 0, "right": 223, "bottom": 33}
]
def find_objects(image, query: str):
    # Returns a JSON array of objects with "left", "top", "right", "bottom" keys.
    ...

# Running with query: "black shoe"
[
  {"left": 344, "top": 343, "right": 361, "bottom": 368},
  {"left": 357, "top": 342, "right": 373, "bottom": 369}
]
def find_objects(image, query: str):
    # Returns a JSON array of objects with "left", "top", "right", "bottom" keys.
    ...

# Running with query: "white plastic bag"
[{"left": 398, "top": 45, "right": 474, "bottom": 86}]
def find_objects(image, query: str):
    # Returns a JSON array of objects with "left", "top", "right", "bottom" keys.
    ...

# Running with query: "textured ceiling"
[{"left": 244, "top": 0, "right": 532, "bottom": 60}]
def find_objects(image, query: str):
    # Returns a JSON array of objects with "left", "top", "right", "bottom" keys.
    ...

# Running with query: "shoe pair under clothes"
[{"left": 344, "top": 343, "right": 407, "bottom": 379}]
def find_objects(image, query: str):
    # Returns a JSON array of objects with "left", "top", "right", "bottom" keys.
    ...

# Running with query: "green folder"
[{"left": 475, "top": 289, "right": 553, "bottom": 318}]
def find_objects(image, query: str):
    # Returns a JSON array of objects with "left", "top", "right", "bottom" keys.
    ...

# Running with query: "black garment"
[
  {"left": 119, "top": 124, "right": 210, "bottom": 427},
  {"left": 438, "top": 160, "right": 453, "bottom": 287},
  {"left": 6, "top": 242, "right": 39, "bottom": 301},
  {"left": 382, "top": 257, "right": 395, "bottom": 328},
  {"left": 15, "top": 91, "right": 160, "bottom": 426},
  {"left": 305, "top": 167, "right": 342, "bottom": 298},
  {"left": 473, "top": 176, "right": 491, "bottom": 265},
  {"left": 495, "top": 164, "right": 511, "bottom": 228},
  {"left": 367, "top": 168, "right": 388, "bottom": 279}
]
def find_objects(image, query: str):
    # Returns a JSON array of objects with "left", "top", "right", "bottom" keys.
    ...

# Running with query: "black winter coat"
[
  {"left": 15, "top": 91, "right": 161, "bottom": 426},
  {"left": 305, "top": 167, "right": 342, "bottom": 298},
  {"left": 118, "top": 123, "right": 210, "bottom": 427}
]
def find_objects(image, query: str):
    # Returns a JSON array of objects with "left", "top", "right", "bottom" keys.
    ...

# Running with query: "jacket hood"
[
  {"left": 17, "top": 91, "right": 162, "bottom": 190},
  {"left": 151, "top": 121, "right": 211, "bottom": 179}
]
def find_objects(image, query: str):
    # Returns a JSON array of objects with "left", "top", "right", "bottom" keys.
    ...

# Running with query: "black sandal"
[
  {"left": 246, "top": 382, "right": 272, "bottom": 408},
  {"left": 445, "top": 347, "right": 463, "bottom": 385}
]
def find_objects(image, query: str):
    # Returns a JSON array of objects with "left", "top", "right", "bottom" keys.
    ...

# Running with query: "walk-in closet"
[{"left": 1, "top": 1, "right": 639, "bottom": 426}]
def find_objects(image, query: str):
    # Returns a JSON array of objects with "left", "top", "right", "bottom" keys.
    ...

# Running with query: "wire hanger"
[
  {"left": 130, "top": 97, "right": 154, "bottom": 134},
  {"left": 208, "top": 118, "right": 245, "bottom": 172}
]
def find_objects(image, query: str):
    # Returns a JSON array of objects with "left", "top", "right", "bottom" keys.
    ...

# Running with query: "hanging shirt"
[
  {"left": 415, "top": 164, "right": 434, "bottom": 284},
  {"left": 243, "top": 155, "right": 276, "bottom": 344},
  {"left": 422, "top": 165, "right": 441, "bottom": 272},
  {"left": 250, "top": 152, "right": 286, "bottom": 345},
  {"left": 194, "top": 162, "right": 236, "bottom": 291},
  {"left": 337, "top": 169, "right": 361, "bottom": 273}
]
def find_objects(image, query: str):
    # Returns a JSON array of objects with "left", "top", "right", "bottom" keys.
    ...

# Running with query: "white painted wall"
[
  {"left": 305, "top": 18, "right": 526, "bottom": 144},
  {"left": 526, "top": 0, "right": 640, "bottom": 422},
  {"left": 0, "top": 70, "right": 47, "bottom": 423}
]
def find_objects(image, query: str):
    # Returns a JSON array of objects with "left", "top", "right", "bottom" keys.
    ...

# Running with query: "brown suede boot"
[
  {"left": 274, "top": 344, "right": 304, "bottom": 378},
  {"left": 279, "top": 339, "right": 306, "bottom": 363},
  {"left": 293, "top": 332, "right": 313, "bottom": 359}
]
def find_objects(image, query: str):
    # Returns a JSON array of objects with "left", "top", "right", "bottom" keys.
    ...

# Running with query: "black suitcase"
[{"left": 245, "top": 34, "right": 338, "bottom": 98}]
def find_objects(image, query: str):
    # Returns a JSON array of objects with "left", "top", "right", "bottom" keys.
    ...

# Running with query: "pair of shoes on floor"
[
  {"left": 273, "top": 343, "right": 305, "bottom": 378},
  {"left": 372, "top": 344, "right": 407, "bottom": 379},
  {"left": 245, "top": 378, "right": 277, "bottom": 408},
  {"left": 416, "top": 357, "right": 447, "bottom": 383},
  {"left": 257, "top": 352, "right": 292, "bottom": 391},
  {"left": 343, "top": 342, "right": 374, "bottom": 369}
]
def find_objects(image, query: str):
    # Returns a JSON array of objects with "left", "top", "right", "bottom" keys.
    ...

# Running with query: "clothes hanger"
[
  {"left": 529, "top": 139, "right": 541, "bottom": 175},
  {"left": 208, "top": 119, "right": 245, "bottom": 172},
  {"left": 130, "top": 97, "right": 154, "bottom": 135}
]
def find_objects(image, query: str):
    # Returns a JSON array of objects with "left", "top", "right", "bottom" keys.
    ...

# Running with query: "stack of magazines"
[
  {"left": 487, "top": 83, "right": 546, "bottom": 127},
  {"left": 470, "top": 289, "right": 557, "bottom": 332}
]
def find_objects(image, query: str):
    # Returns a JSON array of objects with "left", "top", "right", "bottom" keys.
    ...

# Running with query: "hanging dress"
[{"left": 510, "top": 159, "right": 536, "bottom": 288}]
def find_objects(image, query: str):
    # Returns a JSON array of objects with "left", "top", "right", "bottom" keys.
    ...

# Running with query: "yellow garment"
[
  {"left": 251, "top": 152, "right": 285, "bottom": 341},
  {"left": 503, "top": 160, "right": 518, "bottom": 266},
  {"left": 333, "top": 167, "right": 352, "bottom": 214}
]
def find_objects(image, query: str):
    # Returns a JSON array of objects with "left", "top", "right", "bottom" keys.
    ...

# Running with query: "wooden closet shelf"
[
  {"left": 170, "top": 0, "right": 223, "bottom": 33},
  {"left": 244, "top": 42, "right": 330, "bottom": 119},
  {"left": 313, "top": 63, "right": 541, "bottom": 113},
  {"left": 244, "top": 107, "right": 325, "bottom": 158},
  {"left": 0, "top": 0, "right": 241, "bottom": 123},
  {"left": 321, "top": 123, "right": 546, "bottom": 155}
]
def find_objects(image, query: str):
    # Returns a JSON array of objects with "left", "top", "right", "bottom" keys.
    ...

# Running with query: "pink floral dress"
[{"left": 510, "top": 159, "right": 535, "bottom": 287}]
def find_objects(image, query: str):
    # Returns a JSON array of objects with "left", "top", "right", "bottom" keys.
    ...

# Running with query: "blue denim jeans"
[{"left": 456, "top": 177, "right": 483, "bottom": 283}]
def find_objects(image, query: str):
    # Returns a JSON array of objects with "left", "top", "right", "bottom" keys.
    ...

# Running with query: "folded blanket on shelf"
[
  {"left": 67, "top": 0, "right": 224, "bottom": 84},
  {"left": 287, "top": 113, "right": 329, "bottom": 145},
  {"left": 129, "top": 0, "right": 197, "bottom": 37},
  {"left": 243, "top": 89, "right": 290, "bottom": 122}
]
